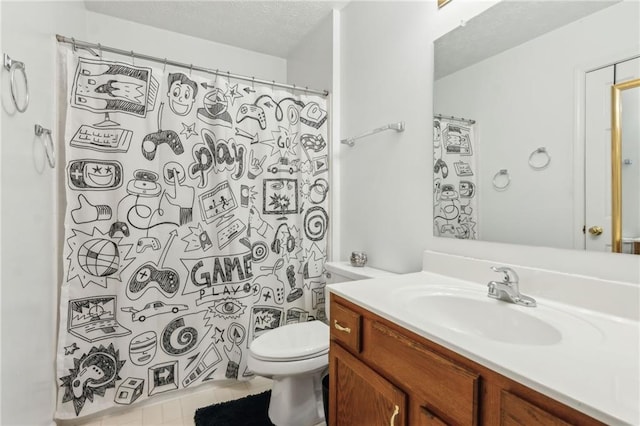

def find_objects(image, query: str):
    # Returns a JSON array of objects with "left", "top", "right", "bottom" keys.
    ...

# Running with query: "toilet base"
[{"left": 267, "top": 372, "right": 325, "bottom": 426}]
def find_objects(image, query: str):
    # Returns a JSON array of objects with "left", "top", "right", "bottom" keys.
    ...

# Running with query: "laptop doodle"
[{"left": 68, "top": 296, "right": 131, "bottom": 343}]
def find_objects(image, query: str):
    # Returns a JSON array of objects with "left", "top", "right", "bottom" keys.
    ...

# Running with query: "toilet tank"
[{"left": 324, "top": 262, "right": 396, "bottom": 321}]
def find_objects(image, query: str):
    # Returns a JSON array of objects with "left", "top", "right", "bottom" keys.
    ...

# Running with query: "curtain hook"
[
  {"left": 71, "top": 38, "right": 77, "bottom": 52},
  {"left": 97, "top": 43, "right": 102, "bottom": 60},
  {"left": 227, "top": 70, "right": 231, "bottom": 87},
  {"left": 293, "top": 83, "right": 296, "bottom": 94},
  {"left": 163, "top": 58, "right": 167, "bottom": 72},
  {"left": 251, "top": 77, "right": 255, "bottom": 90},
  {"left": 189, "top": 64, "right": 193, "bottom": 77},
  {"left": 130, "top": 50, "right": 135, "bottom": 65},
  {"left": 215, "top": 69, "right": 219, "bottom": 84},
  {"left": 272, "top": 80, "right": 276, "bottom": 91},
  {"left": 305, "top": 86, "right": 309, "bottom": 95}
]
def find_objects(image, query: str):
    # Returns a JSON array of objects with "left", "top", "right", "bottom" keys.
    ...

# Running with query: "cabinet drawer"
[
  {"left": 365, "top": 320, "right": 479, "bottom": 425},
  {"left": 330, "top": 302, "right": 362, "bottom": 353},
  {"left": 501, "top": 391, "right": 571, "bottom": 426}
]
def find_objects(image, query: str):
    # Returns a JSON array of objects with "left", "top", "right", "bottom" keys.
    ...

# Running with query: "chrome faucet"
[{"left": 487, "top": 266, "right": 536, "bottom": 307}]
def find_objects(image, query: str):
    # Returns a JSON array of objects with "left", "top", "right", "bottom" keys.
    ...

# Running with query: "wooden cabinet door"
[
  {"left": 418, "top": 406, "right": 448, "bottom": 426},
  {"left": 501, "top": 391, "right": 571, "bottom": 426},
  {"left": 330, "top": 342, "right": 406, "bottom": 426}
]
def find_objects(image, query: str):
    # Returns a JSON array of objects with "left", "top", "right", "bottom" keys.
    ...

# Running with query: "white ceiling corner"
[{"left": 83, "top": 0, "right": 349, "bottom": 58}]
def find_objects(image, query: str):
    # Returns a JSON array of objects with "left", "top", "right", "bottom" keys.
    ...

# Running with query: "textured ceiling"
[
  {"left": 84, "top": 0, "right": 348, "bottom": 58},
  {"left": 435, "top": 1, "right": 621, "bottom": 80}
]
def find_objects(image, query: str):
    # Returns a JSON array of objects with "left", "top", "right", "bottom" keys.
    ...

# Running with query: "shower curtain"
[
  {"left": 55, "top": 46, "right": 330, "bottom": 418},
  {"left": 433, "top": 116, "right": 478, "bottom": 239}
]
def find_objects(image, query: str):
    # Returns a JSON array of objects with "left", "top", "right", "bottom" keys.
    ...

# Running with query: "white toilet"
[{"left": 247, "top": 261, "right": 395, "bottom": 426}]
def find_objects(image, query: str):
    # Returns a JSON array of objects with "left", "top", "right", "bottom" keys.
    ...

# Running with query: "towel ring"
[
  {"left": 529, "top": 147, "right": 551, "bottom": 170},
  {"left": 492, "top": 169, "right": 510, "bottom": 191},
  {"left": 35, "top": 124, "right": 55, "bottom": 168},
  {"left": 4, "top": 54, "right": 29, "bottom": 113}
]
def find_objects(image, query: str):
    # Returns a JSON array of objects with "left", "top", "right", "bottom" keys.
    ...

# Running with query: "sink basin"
[{"left": 395, "top": 286, "right": 602, "bottom": 346}]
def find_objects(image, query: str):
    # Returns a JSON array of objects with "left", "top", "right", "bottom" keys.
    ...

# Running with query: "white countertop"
[{"left": 328, "top": 271, "right": 640, "bottom": 425}]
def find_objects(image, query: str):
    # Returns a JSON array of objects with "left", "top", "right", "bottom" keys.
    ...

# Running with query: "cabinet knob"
[
  {"left": 333, "top": 320, "right": 351, "bottom": 334},
  {"left": 390, "top": 405, "right": 399, "bottom": 426}
]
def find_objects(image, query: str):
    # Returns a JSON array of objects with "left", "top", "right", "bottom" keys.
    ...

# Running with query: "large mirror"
[{"left": 433, "top": 0, "right": 640, "bottom": 253}]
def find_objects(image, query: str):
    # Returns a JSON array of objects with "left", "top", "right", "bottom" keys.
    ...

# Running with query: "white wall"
[
  {"left": 1, "top": 3, "right": 87, "bottom": 425},
  {"left": 1, "top": 4, "right": 288, "bottom": 425},
  {"left": 286, "top": 14, "right": 333, "bottom": 93},
  {"left": 84, "top": 12, "right": 287, "bottom": 83},
  {"left": 434, "top": 1, "right": 640, "bottom": 249},
  {"left": 339, "top": 0, "right": 639, "bottom": 284},
  {"left": 339, "top": 1, "right": 432, "bottom": 273}
]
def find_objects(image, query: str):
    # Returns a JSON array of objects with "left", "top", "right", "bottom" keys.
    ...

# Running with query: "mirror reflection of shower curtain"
[
  {"left": 55, "top": 45, "right": 330, "bottom": 419},
  {"left": 433, "top": 116, "right": 478, "bottom": 239}
]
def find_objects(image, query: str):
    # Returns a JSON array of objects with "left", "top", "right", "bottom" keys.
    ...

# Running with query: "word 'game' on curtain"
[{"left": 55, "top": 45, "right": 329, "bottom": 419}]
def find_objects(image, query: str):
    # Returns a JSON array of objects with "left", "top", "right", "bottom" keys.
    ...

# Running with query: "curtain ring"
[
  {"left": 528, "top": 147, "right": 551, "bottom": 170},
  {"left": 492, "top": 169, "right": 511, "bottom": 191},
  {"left": 34, "top": 124, "right": 55, "bottom": 168},
  {"left": 163, "top": 58, "right": 167, "bottom": 72}
]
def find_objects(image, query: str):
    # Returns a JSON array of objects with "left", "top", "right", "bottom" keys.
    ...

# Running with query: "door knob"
[{"left": 588, "top": 226, "right": 603, "bottom": 236}]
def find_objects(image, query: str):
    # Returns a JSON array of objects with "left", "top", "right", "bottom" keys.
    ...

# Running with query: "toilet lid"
[{"left": 250, "top": 321, "right": 329, "bottom": 361}]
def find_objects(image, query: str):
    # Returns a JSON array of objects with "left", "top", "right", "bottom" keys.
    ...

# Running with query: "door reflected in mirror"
[
  {"left": 612, "top": 78, "right": 640, "bottom": 253},
  {"left": 433, "top": 0, "right": 640, "bottom": 253}
]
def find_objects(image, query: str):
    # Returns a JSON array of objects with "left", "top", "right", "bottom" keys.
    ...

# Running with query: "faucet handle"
[{"left": 490, "top": 266, "right": 519, "bottom": 284}]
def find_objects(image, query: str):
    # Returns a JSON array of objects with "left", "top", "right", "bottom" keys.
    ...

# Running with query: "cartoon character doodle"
[{"left": 167, "top": 73, "right": 198, "bottom": 116}]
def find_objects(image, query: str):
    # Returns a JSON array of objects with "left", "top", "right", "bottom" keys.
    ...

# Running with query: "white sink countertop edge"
[{"left": 328, "top": 271, "right": 640, "bottom": 426}]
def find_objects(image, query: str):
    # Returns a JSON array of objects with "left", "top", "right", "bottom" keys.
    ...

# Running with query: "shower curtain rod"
[
  {"left": 55, "top": 34, "right": 329, "bottom": 97},
  {"left": 434, "top": 113, "right": 476, "bottom": 125}
]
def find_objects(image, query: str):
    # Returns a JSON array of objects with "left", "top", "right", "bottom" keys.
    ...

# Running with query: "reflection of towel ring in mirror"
[
  {"left": 4, "top": 54, "right": 29, "bottom": 113},
  {"left": 493, "top": 169, "right": 510, "bottom": 191},
  {"left": 35, "top": 124, "right": 55, "bottom": 168},
  {"left": 528, "top": 147, "right": 551, "bottom": 170}
]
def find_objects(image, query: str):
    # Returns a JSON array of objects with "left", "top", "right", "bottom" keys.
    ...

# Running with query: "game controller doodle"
[
  {"left": 68, "top": 159, "right": 123, "bottom": 191},
  {"left": 136, "top": 237, "right": 161, "bottom": 253},
  {"left": 109, "top": 221, "right": 130, "bottom": 238},
  {"left": 252, "top": 259, "right": 286, "bottom": 305},
  {"left": 142, "top": 103, "right": 184, "bottom": 161},
  {"left": 126, "top": 231, "right": 180, "bottom": 300},
  {"left": 127, "top": 263, "right": 179, "bottom": 300},
  {"left": 236, "top": 104, "right": 267, "bottom": 129}
]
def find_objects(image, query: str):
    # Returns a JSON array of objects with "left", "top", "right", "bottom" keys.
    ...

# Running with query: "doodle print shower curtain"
[
  {"left": 433, "top": 116, "right": 478, "bottom": 239},
  {"left": 55, "top": 46, "right": 329, "bottom": 419}
]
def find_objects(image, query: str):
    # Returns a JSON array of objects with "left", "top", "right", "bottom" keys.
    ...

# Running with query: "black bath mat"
[{"left": 194, "top": 391, "right": 274, "bottom": 426}]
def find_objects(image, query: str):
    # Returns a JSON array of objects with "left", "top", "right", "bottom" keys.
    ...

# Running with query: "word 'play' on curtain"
[{"left": 55, "top": 46, "right": 330, "bottom": 419}]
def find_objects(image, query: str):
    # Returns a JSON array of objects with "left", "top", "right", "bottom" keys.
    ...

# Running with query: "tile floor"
[{"left": 65, "top": 377, "right": 275, "bottom": 426}]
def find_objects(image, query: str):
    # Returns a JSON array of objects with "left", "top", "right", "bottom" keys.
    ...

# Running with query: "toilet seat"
[{"left": 250, "top": 321, "right": 329, "bottom": 362}]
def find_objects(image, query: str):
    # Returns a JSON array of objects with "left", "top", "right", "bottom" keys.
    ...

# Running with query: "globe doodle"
[{"left": 77, "top": 239, "right": 119, "bottom": 277}]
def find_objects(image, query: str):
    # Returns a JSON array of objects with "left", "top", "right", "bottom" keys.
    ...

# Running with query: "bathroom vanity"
[{"left": 327, "top": 271, "right": 639, "bottom": 425}]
